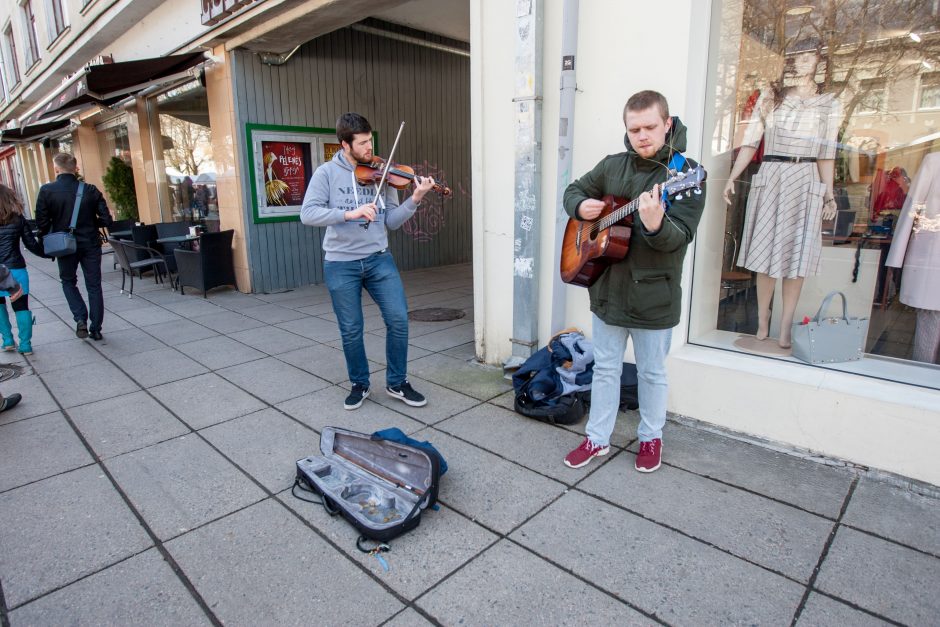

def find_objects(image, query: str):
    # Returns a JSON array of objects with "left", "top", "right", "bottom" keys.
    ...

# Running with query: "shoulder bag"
[
  {"left": 43, "top": 182, "right": 84, "bottom": 258},
  {"left": 791, "top": 290, "right": 869, "bottom": 364}
]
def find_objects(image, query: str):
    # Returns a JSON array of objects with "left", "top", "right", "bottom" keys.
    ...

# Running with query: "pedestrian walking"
[{"left": 0, "top": 185, "right": 44, "bottom": 355}]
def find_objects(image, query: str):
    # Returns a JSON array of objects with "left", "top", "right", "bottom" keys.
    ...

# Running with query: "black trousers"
[{"left": 57, "top": 245, "right": 104, "bottom": 331}]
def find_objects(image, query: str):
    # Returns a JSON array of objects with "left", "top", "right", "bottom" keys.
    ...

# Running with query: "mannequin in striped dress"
[{"left": 723, "top": 49, "right": 842, "bottom": 349}]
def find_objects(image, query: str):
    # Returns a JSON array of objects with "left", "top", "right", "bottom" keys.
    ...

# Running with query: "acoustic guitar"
[{"left": 559, "top": 165, "right": 706, "bottom": 287}]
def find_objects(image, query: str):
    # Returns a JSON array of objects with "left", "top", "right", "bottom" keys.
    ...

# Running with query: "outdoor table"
[
  {"left": 110, "top": 229, "right": 132, "bottom": 239},
  {"left": 157, "top": 234, "right": 200, "bottom": 252}
]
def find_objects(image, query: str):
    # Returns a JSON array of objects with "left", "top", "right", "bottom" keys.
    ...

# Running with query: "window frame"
[
  {"left": 18, "top": 0, "right": 41, "bottom": 70},
  {"left": 1, "top": 22, "right": 21, "bottom": 89},
  {"left": 45, "top": 0, "right": 68, "bottom": 41}
]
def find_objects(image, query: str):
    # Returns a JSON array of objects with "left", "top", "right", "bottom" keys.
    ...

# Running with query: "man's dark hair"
[
  {"left": 336, "top": 113, "right": 372, "bottom": 145},
  {"left": 624, "top": 90, "right": 670, "bottom": 121}
]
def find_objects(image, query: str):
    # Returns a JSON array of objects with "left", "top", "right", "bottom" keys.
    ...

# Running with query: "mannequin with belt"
[{"left": 723, "top": 47, "right": 842, "bottom": 349}]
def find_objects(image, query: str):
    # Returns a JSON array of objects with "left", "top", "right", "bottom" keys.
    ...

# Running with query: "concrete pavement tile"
[
  {"left": 276, "top": 343, "right": 381, "bottom": 383},
  {"left": 295, "top": 301, "right": 338, "bottom": 316},
  {"left": 0, "top": 373, "right": 60, "bottom": 425},
  {"left": 102, "top": 293, "right": 156, "bottom": 313},
  {"left": 274, "top": 292, "right": 333, "bottom": 310},
  {"left": 237, "top": 303, "right": 309, "bottom": 324},
  {"left": 417, "top": 540, "right": 646, "bottom": 625},
  {"left": 26, "top": 338, "right": 105, "bottom": 374},
  {"left": 406, "top": 353, "right": 512, "bottom": 401},
  {"left": 328, "top": 332, "right": 431, "bottom": 364},
  {"left": 165, "top": 499, "right": 404, "bottom": 624},
  {"left": 796, "top": 593, "right": 892, "bottom": 626},
  {"left": 201, "top": 408, "right": 318, "bottom": 492},
  {"left": 435, "top": 404, "right": 603, "bottom": 484},
  {"left": 68, "top": 391, "right": 189, "bottom": 459},
  {"left": 26, "top": 320, "right": 76, "bottom": 347},
  {"left": 217, "top": 357, "right": 331, "bottom": 404},
  {"left": 510, "top": 491, "right": 804, "bottom": 625},
  {"left": 417, "top": 429, "right": 566, "bottom": 534},
  {"left": 138, "top": 287, "right": 191, "bottom": 306},
  {"left": 275, "top": 316, "right": 343, "bottom": 342},
  {"left": 370, "top": 316, "right": 468, "bottom": 339},
  {"left": 282, "top": 494, "right": 497, "bottom": 600},
  {"left": 842, "top": 477, "right": 940, "bottom": 554},
  {"left": 383, "top": 608, "right": 435, "bottom": 626},
  {"left": 104, "top": 435, "right": 266, "bottom": 540},
  {"left": 558, "top": 408, "right": 638, "bottom": 449},
  {"left": 97, "top": 314, "right": 134, "bottom": 332},
  {"left": 253, "top": 286, "right": 325, "bottom": 303},
  {"left": 487, "top": 389, "right": 516, "bottom": 411},
  {"left": 442, "top": 341, "right": 477, "bottom": 360},
  {"left": 641, "top": 421, "right": 854, "bottom": 518},
  {"left": 580, "top": 456, "right": 833, "bottom": 582},
  {"left": 0, "top": 412, "right": 93, "bottom": 492},
  {"left": 815, "top": 526, "right": 940, "bottom": 625},
  {"left": 204, "top": 292, "right": 269, "bottom": 312},
  {"left": 0, "top": 465, "right": 152, "bottom": 608},
  {"left": 111, "top": 347, "right": 208, "bottom": 387},
  {"left": 314, "top": 310, "right": 389, "bottom": 333},
  {"left": 41, "top": 360, "right": 140, "bottom": 408},
  {"left": 228, "top": 325, "right": 316, "bottom": 355},
  {"left": 175, "top": 335, "right": 266, "bottom": 369},
  {"left": 8, "top": 548, "right": 211, "bottom": 626},
  {"left": 115, "top": 306, "right": 184, "bottom": 328},
  {"left": 91, "top": 327, "right": 167, "bottom": 357},
  {"left": 406, "top": 322, "right": 474, "bottom": 351},
  {"left": 361, "top": 370, "right": 481, "bottom": 424},
  {"left": 150, "top": 372, "right": 267, "bottom": 430},
  {"left": 277, "top": 386, "right": 427, "bottom": 435},
  {"left": 190, "top": 310, "right": 265, "bottom": 333},
  {"left": 143, "top": 319, "right": 219, "bottom": 345},
  {"left": 158, "top": 298, "right": 228, "bottom": 318}
]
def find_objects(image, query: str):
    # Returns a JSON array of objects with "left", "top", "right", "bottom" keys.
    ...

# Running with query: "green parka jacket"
[{"left": 563, "top": 117, "right": 706, "bottom": 330}]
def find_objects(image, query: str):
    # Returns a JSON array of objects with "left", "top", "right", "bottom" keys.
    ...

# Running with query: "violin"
[{"left": 354, "top": 157, "right": 452, "bottom": 197}]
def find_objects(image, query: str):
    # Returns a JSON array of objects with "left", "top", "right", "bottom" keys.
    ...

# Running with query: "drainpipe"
[
  {"left": 550, "top": 0, "right": 579, "bottom": 333},
  {"left": 505, "top": 0, "right": 544, "bottom": 372}
]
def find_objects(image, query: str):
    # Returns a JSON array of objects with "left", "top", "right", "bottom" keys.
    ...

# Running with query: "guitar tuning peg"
[
  {"left": 674, "top": 193, "right": 683, "bottom": 201},
  {"left": 693, "top": 188, "right": 702, "bottom": 195}
]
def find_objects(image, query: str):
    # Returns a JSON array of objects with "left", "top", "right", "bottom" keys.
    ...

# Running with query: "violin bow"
[{"left": 363, "top": 121, "right": 406, "bottom": 230}]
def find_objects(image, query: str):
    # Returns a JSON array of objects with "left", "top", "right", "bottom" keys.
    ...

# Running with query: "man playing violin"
[
  {"left": 562, "top": 90, "right": 705, "bottom": 472},
  {"left": 301, "top": 112, "right": 435, "bottom": 410}
]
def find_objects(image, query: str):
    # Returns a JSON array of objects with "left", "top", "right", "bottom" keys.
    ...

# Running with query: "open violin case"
[{"left": 295, "top": 427, "right": 442, "bottom": 541}]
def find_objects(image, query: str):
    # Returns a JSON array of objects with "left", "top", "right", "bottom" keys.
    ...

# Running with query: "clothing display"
[{"left": 736, "top": 90, "right": 842, "bottom": 278}]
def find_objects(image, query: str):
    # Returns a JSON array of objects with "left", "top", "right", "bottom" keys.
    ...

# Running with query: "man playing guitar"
[{"left": 562, "top": 90, "right": 706, "bottom": 473}]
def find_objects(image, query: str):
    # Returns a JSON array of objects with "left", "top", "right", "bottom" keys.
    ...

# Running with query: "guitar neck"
[{"left": 597, "top": 197, "right": 641, "bottom": 231}]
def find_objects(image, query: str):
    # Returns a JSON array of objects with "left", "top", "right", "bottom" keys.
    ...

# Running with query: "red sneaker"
[
  {"left": 564, "top": 437, "right": 610, "bottom": 469},
  {"left": 635, "top": 438, "right": 662, "bottom": 472}
]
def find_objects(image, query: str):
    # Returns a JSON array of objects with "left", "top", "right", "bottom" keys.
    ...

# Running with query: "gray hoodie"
[{"left": 300, "top": 150, "right": 418, "bottom": 261}]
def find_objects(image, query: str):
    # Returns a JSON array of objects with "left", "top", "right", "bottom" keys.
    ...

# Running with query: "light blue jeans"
[
  {"left": 324, "top": 250, "right": 409, "bottom": 389},
  {"left": 585, "top": 314, "right": 672, "bottom": 446}
]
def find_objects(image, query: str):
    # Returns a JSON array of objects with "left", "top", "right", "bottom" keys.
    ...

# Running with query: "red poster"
[{"left": 262, "top": 141, "right": 307, "bottom": 206}]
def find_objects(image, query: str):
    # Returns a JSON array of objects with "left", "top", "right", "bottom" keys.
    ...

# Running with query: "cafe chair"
[
  {"left": 173, "top": 229, "right": 238, "bottom": 297},
  {"left": 109, "top": 238, "right": 175, "bottom": 297},
  {"left": 155, "top": 221, "right": 192, "bottom": 272},
  {"left": 103, "top": 218, "right": 138, "bottom": 268}
]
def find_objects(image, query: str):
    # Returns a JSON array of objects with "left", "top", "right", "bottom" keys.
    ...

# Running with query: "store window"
[
  {"left": 695, "top": 0, "right": 940, "bottom": 384},
  {"left": 149, "top": 79, "right": 217, "bottom": 228},
  {"left": 19, "top": 0, "right": 40, "bottom": 68},
  {"left": 47, "top": 134, "right": 72, "bottom": 156}
]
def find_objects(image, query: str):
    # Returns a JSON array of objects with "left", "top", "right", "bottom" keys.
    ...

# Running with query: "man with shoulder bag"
[{"left": 35, "top": 153, "right": 113, "bottom": 341}]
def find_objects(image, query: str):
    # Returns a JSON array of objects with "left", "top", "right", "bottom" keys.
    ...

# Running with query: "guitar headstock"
[{"left": 661, "top": 165, "right": 707, "bottom": 204}]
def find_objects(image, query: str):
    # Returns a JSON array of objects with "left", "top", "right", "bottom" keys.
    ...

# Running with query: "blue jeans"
[
  {"left": 585, "top": 314, "right": 672, "bottom": 446},
  {"left": 57, "top": 245, "right": 104, "bottom": 332},
  {"left": 324, "top": 250, "right": 409, "bottom": 389}
]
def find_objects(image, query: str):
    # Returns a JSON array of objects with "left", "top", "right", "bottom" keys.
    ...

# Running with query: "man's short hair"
[
  {"left": 336, "top": 113, "right": 372, "bottom": 145},
  {"left": 53, "top": 153, "right": 77, "bottom": 172},
  {"left": 624, "top": 90, "right": 670, "bottom": 121}
]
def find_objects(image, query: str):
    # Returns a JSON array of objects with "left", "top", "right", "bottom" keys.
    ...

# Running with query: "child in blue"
[{"left": 0, "top": 185, "right": 45, "bottom": 355}]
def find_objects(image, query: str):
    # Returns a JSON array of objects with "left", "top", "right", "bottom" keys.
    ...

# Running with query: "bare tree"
[{"left": 160, "top": 114, "right": 212, "bottom": 175}]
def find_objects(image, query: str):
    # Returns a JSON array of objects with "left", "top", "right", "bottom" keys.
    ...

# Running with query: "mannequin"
[
  {"left": 885, "top": 153, "right": 940, "bottom": 364},
  {"left": 723, "top": 48, "right": 842, "bottom": 348}
]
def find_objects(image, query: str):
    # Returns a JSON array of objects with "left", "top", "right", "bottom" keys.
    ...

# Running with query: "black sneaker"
[
  {"left": 75, "top": 321, "right": 89, "bottom": 339},
  {"left": 344, "top": 384, "right": 370, "bottom": 410},
  {"left": 0, "top": 393, "right": 22, "bottom": 413},
  {"left": 386, "top": 380, "right": 427, "bottom": 407}
]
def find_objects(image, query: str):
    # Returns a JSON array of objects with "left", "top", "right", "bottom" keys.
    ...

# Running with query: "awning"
[
  {"left": 0, "top": 119, "right": 72, "bottom": 144},
  {"left": 23, "top": 51, "right": 208, "bottom": 125}
]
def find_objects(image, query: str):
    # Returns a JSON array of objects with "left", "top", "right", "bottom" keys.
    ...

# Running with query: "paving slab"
[
  {"left": 283, "top": 493, "right": 497, "bottom": 600},
  {"left": 158, "top": 298, "right": 228, "bottom": 318},
  {"left": 277, "top": 385, "right": 427, "bottom": 435},
  {"left": 510, "top": 490, "right": 804, "bottom": 625},
  {"left": 372, "top": 316, "right": 469, "bottom": 339},
  {"left": 359, "top": 370, "right": 481, "bottom": 424},
  {"left": 67, "top": 391, "right": 190, "bottom": 459},
  {"left": 114, "top": 305, "right": 184, "bottom": 328},
  {"left": 442, "top": 341, "right": 477, "bottom": 360},
  {"left": 273, "top": 292, "right": 334, "bottom": 310},
  {"left": 216, "top": 357, "right": 331, "bottom": 404},
  {"left": 25, "top": 319, "right": 76, "bottom": 347},
  {"left": 41, "top": 360, "right": 140, "bottom": 408},
  {"left": 815, "top": 526, "right": 940, "bottom": 625},
  {"left": 406, "top": 322, "right": 474, "bottom": 352},
  {"left": 642, "top": 421, "right": 854, "bottom": 518},
  {"left": 796, "top": 593, "right": 892, "bottom": 626},
  {"left": 0, "top": 373, "right": 61, "bottom": 425},
  {"left": 175, "top": 335, "right": 267, "bottom": 370},
  {"left": 276, "top": 343, "right": 382, "bottom": 383},
  {"left": 228, "top": 325, "right": 316, "bottom": 355},
  {"left": 201, "top": 291, "right": 268, "bottom": 312},
  {"left": 842, "top": 477, "right": 940, "bottom": 555},
  {"left": 0, "top": 465, "right": 152, "bottom": 608},
  {"left": 111, "top": 347, "right": 208, "bottom": 387},
  {"left": 579, "top": 454, "right": 833, "bottom": 582},
  {"left": 0, "top": 411, "right": 92, "bottom": 492},
  {"left": 90, "top": 327, "right": 167, "bottom": 357},
  {"left": 406, "top": 353, "right": 512, "bottom": 401},
  {"left": 238, "top": 302, "right": 320, "bottom": 324},
  {"left": 189, "top": 310, "right": 266, "bottom": 333},
  {"left": 201, "top": 408, "right": 318, "bottom": 492},
  {"left": 435, "top": 404, "right": 604, "bottom": 484},
  {"left": 150, "top": 372, "right": 267, "bottom": 430},
  {"left": 327, "top": 332, "right": 431, "bottom": 365},
  {"left": 142, "top": 318, "right": 220, "bottom": 345},
  {"left": 276, "top": 316, "right": 343, "bottom": 342},
  {"left": 383, "top": 608, "right": 435, "bottom": 626},
  {"left": 25, "top": 338, "right": 105, "bottom": 374},
  {"left": 104, "top": 434, "right": 266, "bottom": 540},
  {"left": 165, "top": 499, "right": 404, "bottom": 625},
  {"left": 417, "top": 429, "right": 566, "bottom": 534},
  {"left": 417, "top": 540, "right": 647, "bottom": 625},
  {"left": 8, "top": 548, "right": 211, "bottom": 626}
]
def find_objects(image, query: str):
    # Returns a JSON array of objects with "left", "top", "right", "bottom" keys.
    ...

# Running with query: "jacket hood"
[
  {"left": 332, "top": 148, "right": 355, "bottom": 172},
  {"left": 623, "top": 116, "right": 689, "bottom": 163}
]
